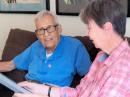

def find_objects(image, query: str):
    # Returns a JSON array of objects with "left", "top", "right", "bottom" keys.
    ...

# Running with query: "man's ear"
[
  {"left": 103, "top": 22, "right": 113, "bottom": 31},
  {"left": 57, "top": 24, "right": 62, "bottom": 33}
]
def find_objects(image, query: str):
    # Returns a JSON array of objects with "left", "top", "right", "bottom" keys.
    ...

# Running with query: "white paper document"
[{"left": 0, "top": 73, "right": 31, "bottom": 93}]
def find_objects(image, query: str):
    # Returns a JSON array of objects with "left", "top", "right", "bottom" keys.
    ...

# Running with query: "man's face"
[
  {"left": 35, "top": 15, "right": 61, "bottom": 52},
  {"left": 87, "top": 19, "right": 107, "bottom": 49}
]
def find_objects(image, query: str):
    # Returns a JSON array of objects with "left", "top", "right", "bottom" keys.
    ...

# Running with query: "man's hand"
[{"left": 0, "top": 60, "right": 15, "bottom": 72}]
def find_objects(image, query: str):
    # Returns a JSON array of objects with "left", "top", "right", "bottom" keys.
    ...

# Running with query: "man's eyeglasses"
[{"left": 35, "top": 24, "right": 59, "bottom": 35}]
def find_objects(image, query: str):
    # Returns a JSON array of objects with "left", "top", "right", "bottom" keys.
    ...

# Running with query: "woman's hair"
[{"left": 80, "top": 0, "right": 127, "bottom": 37}]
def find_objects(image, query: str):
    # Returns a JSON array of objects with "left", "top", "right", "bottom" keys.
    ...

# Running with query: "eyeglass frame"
[{"left": 35, "top": 24, "right": 60, "bottom": 35}]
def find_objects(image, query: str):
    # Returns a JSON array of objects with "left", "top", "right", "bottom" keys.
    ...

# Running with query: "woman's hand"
[
  {"left": 18, "top": 81, "right": 49, "bottom": 95},
  {"left": 16, "top": 81, "right": 61, "bottom": 97},
  {"left": 13, "top": 93, "right": 48, "bottom": 97}
]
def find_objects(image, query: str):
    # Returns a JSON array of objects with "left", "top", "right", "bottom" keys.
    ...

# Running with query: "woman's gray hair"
[{"left": 35, "top": 10, "right": 59, "bottom": 24}]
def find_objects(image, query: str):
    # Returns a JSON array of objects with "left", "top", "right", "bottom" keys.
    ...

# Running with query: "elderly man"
[
  {"left": 0, "top": 11, "right": 91, "bottom": 87},
  {"left": 13, "top": 0, "right": 130, "bottom": 97}
]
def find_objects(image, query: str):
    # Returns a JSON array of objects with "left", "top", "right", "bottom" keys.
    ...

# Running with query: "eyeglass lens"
[{"left": 35, "top": 25, "right": 59, "bottom": 35}]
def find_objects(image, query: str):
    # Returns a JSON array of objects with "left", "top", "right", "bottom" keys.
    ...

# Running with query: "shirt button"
[
  {"left": 45, "top": 60, "right": 47, "bottom": 63},
  {"left": 48, "top": 64, "right": 52, "bottom": 68}
]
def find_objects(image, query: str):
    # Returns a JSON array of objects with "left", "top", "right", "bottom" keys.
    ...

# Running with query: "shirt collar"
[
  {"left": 49, "top": 35, "right": 63, "bottom": 60},
  {"left": 39, "top": 35, "right": 63, "bottom": 60},
  {"left": 104, "top": 39, "right": 129, "bottom": 67}
]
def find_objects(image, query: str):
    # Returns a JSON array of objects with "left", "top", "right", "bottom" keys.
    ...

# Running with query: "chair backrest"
[{"left": 2, "top": 28, "right": 37, "bottom": 61}]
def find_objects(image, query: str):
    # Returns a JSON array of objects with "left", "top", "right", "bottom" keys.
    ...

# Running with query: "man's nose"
[{"left": 44, "top": 30, "right": 49, "bottom": 36}]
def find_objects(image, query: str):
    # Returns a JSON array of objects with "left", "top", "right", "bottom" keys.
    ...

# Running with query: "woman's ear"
[
  {"left": 103, "top": 22, "right": 113, "bottom": 31},
  {"left": 103, "top": 22, "right": 114, "bottom": 37}
]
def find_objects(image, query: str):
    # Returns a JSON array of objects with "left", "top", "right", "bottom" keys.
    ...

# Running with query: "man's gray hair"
[{"left": 35, "top": 10, "right": 59, "bottom": 24}]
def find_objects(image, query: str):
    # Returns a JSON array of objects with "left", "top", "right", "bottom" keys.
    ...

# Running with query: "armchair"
[{"left": 0, "top": 28, "right": 99, "bottom": 97}]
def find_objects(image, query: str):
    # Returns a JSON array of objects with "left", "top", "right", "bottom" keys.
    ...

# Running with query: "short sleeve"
[
  {"left": 75, "top": 43, "right": 91, "bottom": 76},
  {"left": 13, "top": 41, "right": 38, "bottom": 70}
]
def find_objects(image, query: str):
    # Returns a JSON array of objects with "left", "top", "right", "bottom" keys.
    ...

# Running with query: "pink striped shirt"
[{"left": 60, "top": 40, "right": 130, "bottom": 97}]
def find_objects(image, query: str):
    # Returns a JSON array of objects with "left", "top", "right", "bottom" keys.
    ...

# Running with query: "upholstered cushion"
[
  {"left": 75, "top": 36, "right": 98, "bottom": 61},
  {"left": 2, "top": 28, "right": 37, "bottom": 61},
  {"left": 1, "top": 28, "right": 37, "bottom": 82},
  {"left": 0, "top": 29, "right": 37, "bottom": 97}
]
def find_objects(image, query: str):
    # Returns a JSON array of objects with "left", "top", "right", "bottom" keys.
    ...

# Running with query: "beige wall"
[{"left": 0, "top": 0, "right": 130, "bottom": 59}]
